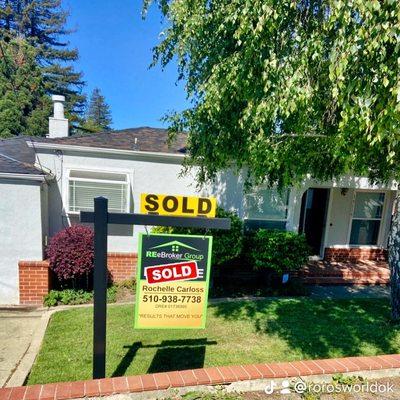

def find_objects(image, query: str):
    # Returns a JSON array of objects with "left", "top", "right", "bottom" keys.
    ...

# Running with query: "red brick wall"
[
  {"left": 324, "top": 247, "right": 388, "bottom": 262},
  {"left": 107, "top": 253, "right": 137, "bottom": 282},
  {"left": 18, "top": 253, "right": 137, "bottom": 305},
  {"left": 18, "top": 260, "right": 51, "bottom": 305}
]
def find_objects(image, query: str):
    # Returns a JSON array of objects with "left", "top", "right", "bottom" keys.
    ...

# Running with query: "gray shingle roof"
[
  {"left": 0, "top": 127, "right": 186, "bottom": 175},
  {"left": 0, "top": 153, "right": 45, "bottom": 175},
  {"left": 0, "top": 136, "right": 37, "bottom": 164},
  {"left": 33, "top": 127, "right": 187, "bottom": 154}
]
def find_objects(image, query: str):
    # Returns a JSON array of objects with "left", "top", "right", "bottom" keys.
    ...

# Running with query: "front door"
[{"left": 299, "top": 188, "right": 330, "bottom": 256}]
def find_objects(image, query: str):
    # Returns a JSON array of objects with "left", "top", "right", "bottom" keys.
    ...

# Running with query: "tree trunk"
[{"left": 388, "top": 193, "right": 400, "bottom": 321}]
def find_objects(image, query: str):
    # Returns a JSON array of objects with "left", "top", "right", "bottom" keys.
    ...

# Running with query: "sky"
[{"left": 64, "top": 0, "right": 188, "bottom": 130}]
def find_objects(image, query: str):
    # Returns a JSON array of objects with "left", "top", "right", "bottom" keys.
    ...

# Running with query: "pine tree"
[
  {"left": 0, "top": 37, "right": 51, "bottom": 138},
  {"left": 0, "top": 0, "right": 85, "bottom": 126},
  {"left": 82, "top": 88, "right": 112, "bottom": 132}
]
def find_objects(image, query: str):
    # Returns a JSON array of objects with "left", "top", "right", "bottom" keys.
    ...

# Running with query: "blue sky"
[{"left": 64, "top": 0, "right": 188, "bottom": 129}]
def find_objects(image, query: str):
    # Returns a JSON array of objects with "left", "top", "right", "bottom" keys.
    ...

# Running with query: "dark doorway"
[{"left": 299, "top": 188, "right": 330, "bottom": 255}]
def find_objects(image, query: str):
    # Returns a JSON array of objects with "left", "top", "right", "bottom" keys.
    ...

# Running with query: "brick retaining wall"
[
  {"left": 2, "top": 354, "right": 400, "bottom": 399},
  {"left": 324, "top": 247, "right": 388, "bottom": 262},
  {"left": 18, "top": 253, "right": 137, "bottom": 305},
  {"left": 107, "top": 252, "right": 137, "bottom": 282},
  {"left": 18, "top": 261, "right": 51, "bottom": 305}
]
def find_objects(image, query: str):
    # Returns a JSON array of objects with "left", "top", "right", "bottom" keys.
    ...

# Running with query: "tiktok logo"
[
  {"left": 264, "top": 380, "right": 292, "bottom": 395},
  {"left": 264, "top": 381, "right": 277, "bottom": 395}
]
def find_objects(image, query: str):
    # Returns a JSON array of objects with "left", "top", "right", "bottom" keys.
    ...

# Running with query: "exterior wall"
[
  {"left": 0, "top": 179, "right": 46, "bottom": 304},
  {"left": 325, "top": 188, "right": 395, "bottom": 249},
  {"left": 37, "top": 150, "right": 247, "bottom": 253},
  {"left": 18, "top": 254, "right": 136, "bottom": 305},
  {"left": 35, "top": 148, "right": 397, "bottom": 257},
  {"left": 18, "top": 260, "right": 50, "bottom": 305},
  {"left": 108, "top": 253, "right": 137, "bottom": 282}
]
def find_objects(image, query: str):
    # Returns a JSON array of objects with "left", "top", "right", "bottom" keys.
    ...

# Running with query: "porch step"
[
  {"left": 303, "top": 276, "right": 389, "bottom": 285},
  {"left": 299, "top": 260, "right": 390, "bottom": 285}
]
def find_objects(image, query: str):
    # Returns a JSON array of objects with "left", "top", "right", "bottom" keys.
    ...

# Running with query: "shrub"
[
  {"left": 152, "top": 207, "right": 243, "bottom": 266},
  {"left": 115, "top": 278, "right": 136, "bottom": 291},
  {"left": 107, "top": 286, "right": 118, "bottom": 303},
  {"left": 43, "top": 289, "right": 93, "bottom": 307},
  {"left": 248, "top": 229, "right": 310, "bottom": 273},
  {"left": 46, "top": 225, "right": 94, "bottom": 286},
  {"left": 43, "top": 287, "right": 119, "bottom": 307}
]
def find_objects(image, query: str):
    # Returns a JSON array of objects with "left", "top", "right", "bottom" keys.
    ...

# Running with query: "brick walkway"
[
  {"left": 2, "top": 354, "right": 400, "bottom": 399},
  {"left": 299, "top": 260, "right": 390, "bottom": 285}
]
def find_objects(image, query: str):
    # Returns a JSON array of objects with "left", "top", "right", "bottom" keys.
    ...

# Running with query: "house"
[{"left": 0, "top": 96, "right": 396, "bottom": 304}]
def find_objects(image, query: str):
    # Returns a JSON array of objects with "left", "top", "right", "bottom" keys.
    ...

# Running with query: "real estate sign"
[
  {"left": 134, "top": 233, "right": 213, "bottom": 329},
  {"left": 140, "top": 193, "right": 217, "bottom": 217}
]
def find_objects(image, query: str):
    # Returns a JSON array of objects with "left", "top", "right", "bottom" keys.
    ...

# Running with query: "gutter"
[
  {"left": 27, "top": 142, "right": 186, "bottom": 161},
  {"left": 0, "top": 172, "right": 49, "bottom": 181}
]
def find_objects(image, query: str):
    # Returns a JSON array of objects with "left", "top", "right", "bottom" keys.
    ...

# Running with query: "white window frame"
[
  {"left": 347, "top": 190, "right": 387, "bottom": 247},
  {"left": 244, "top": 188, "right": 290, "bottom": 223},
  {"left": 66, "top": 168, "right": 131, "bottom": 215}
]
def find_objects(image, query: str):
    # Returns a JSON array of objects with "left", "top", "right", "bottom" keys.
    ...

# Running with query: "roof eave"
[
  {"left": 0, "top": 172, "right": 50, "bottom": 181},
  {"left": 27, "top": 142, "right": 186, "bottom": 160}
]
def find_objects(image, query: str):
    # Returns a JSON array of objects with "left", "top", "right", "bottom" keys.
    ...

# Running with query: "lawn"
[{"left": 27, "top": 298, "right": 400, "bottom": 384}]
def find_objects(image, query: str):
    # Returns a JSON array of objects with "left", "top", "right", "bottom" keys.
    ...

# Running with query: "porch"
[{"left": 299, "top": 259, "right": 390, "bottom": 285}]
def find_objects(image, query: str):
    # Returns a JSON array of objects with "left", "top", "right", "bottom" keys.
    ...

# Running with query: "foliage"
[
  {"left": 0, "top": 0, "right": 85, "bottom": 124},
  {"left": 332, "top": 373, "right": 364, "bottom": 386},
  {"left": 43, "top": 289, "right": 93, "bottom": 307},
  {"left": 81, "top": 88, "right": 112, "bottom": 132},
  {"left": 115, "top": 278, "right": 136, "bottom": 291},
  {"left": 248, "top": 229, "right": 310, "bottom": 273},
  {"left": 107, "top": 285, "right": 118, "bottom": 303},
  {"left": 211, "top": 274, "right": 309, "bottom": 298},
  {"left": 43, "top": 287, "right": 119, "bottom": 307},
  {"left": 145, "top": 0, "right": 400, "bottom": 188},
  {"left": 152, "top": 207, "right": 243, "bottom": 266},
  {"left": 0, "top": 37, "right": 51, "bottom": 138},
  {"left": 46, "top": 225, "right": 94, "bottom": 286},
  {"left": 169, "top": 390, "right": 243, "bottom": 400}
]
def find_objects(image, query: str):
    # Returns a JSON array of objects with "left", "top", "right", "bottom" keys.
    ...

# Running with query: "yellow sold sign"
[{"left": 140, "top": 193, "right": 216, "bottom": 218}]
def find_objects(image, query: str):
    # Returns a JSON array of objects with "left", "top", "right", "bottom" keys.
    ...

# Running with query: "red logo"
[{"left": 145, "top": 261, "right": 199, "bottom": 284}]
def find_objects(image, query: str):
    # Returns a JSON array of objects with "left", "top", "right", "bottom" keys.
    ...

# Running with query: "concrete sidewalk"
[
  {"left": 0, "top": 307, "right": 45, "bottom": 387},
  {"left": 309, "top": 284, "right": 390, "bottom": 299}
]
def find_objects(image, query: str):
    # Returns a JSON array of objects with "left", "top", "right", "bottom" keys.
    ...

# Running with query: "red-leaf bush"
[{"left": 47, "top": 225, "right": 94, "bottom": 284}]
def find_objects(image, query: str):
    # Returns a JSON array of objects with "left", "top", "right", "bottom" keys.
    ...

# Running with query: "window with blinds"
[
  {"left": 68, "top": 170, "right": 129, "bottom": 213},
  {"left": 244, "top": 188, "right": 290, "bottom": 230}
]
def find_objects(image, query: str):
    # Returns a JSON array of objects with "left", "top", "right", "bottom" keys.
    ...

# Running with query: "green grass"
[{"left": 27, "top": 298, "right": 400, "bottom": 384}]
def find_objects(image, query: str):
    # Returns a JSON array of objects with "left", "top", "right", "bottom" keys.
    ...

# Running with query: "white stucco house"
[{"left": 0, "top": 96, "right": 397, "bottom": 304}]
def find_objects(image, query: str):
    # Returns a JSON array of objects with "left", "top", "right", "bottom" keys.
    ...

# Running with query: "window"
[
  {"left": 68, "top": 170, "right": 129, "bottom": 213},
  {"left": 245, "top": 188, "right": 289, "bottom": 230},
  {"left": 349, "top": 192, "right": 385, "bottom": 245}
]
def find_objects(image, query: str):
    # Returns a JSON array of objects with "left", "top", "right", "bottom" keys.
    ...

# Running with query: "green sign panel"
[{"left": 134, "top": 233, "right": 212, "bottom": 329}]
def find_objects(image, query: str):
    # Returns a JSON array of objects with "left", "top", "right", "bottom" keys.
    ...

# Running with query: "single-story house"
[{"left": 0, "top": 96, "right": 397, "bottom": 304}]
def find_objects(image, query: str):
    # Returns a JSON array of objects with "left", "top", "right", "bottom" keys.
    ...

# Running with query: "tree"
[
  {"left": 0, "top": 0, "right": 85, "bottom": 125},
  {"left": 0, "top": 36, "right": 51, "bottom": 138},
  {"left": 82, "top": 88, "right": 112, "bottom": 132},
  {"left": 146, "top": 1, "right": 400, "bottom": 318}
]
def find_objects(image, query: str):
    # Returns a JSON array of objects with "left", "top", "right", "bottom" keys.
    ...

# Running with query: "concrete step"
[{"left": 303, "top": 276, "right": 389, "bottom": 285}]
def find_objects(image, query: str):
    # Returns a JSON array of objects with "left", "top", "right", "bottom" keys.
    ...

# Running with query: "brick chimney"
[{"left": 48, "top": 95, "right": 69, "bottom": 138}]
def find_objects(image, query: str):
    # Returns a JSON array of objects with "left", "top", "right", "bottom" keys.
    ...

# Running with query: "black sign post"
[
  {"left": 80, "top": 196, "right": 230, "bottom": 379},
  {"left": 92, "top": 197, "right": 108, "bottom": 379}
]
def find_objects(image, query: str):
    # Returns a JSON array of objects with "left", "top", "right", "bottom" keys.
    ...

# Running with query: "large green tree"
[
  {"left": 0, "top": 37, "right": 51, "bottom": 138},
  {"left": 146, "top": 1, "right": 400, "bottom": 317},
  {"left": 81, "top": 88, "right": 112, "bottom": 132},
  {"left": 0, "top": 0, "right": 85, "bottom": 125}
]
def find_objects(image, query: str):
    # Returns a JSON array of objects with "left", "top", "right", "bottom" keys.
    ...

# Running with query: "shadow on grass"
[
  {"left": 211, "top": 298, "right": 398, "bottom": 359},
  {"left": 112, "top": 338, "right": 217, "bottom": 376},
  {"left": 112, "top": 341, "right": 143, "bottom": 377}
]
